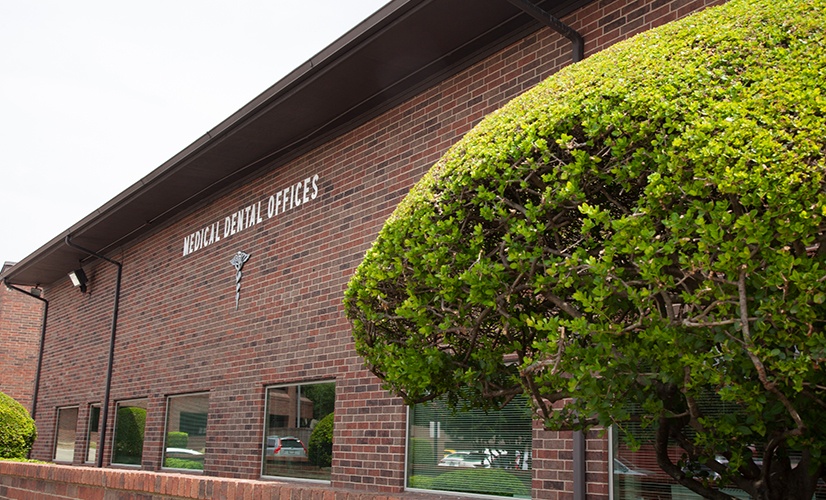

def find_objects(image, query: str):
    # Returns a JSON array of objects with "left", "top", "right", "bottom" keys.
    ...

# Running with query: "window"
[
  {"left": 262, "top": 381, "right": 335, "bottom": 481},
  {"left": 163, "top": 393, "right": 209, "bottom": 470},
  {"left": 611, "top": 394, "right": 752, "bottom": 499},
  {"left": 112, "top": 399, "right": 147, "bottom": 466},
  {"left": 53, "top": 407, "right": 79, "bottom": 462},
  {"left": 85, "top": 404, "right": 101, "bottom": 463},
  {"left": 407, "top": 395, "right": 533, "bottom": 498}
]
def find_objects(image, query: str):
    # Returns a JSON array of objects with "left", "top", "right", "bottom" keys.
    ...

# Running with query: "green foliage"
[
  {"left": 431, "top": 469, "right": 530, "bottom": 497},
  {"left": 408, "top": 475, "right": 436, "bottom": 490},
  {"left": 409, "top": 437, "right": 436, "bottom": 465},
  {"left": 163, "top": 457, "right": 203, "bottom": 470},
  {"left": 166, "top": 431, "right": 188, "bottom": 448},
  {"left": 301, "top": 383, "right": 335, "bottom": 420},
  {"left": 345, "top": 0, "right": 826, "bottom": 497},
  {"left": 0, "top": 457, "right": 46, "bottom": 464},
  {"left": 0, "top": 392, "right": 37, "bottom": 459},
  {"left": 307, "top": 412, "right": 334, "bottom": 468},
  {"left": 113, "top": 406, "right": 146, "bottom": 464}
]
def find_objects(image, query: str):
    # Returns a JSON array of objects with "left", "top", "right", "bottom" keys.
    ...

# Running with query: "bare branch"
[
  {"left": 542, "top": 291, "right": 583, "bottom": 319},
  {"left": 522, "top": 327, "right": 567, "bottom": 376},
  {"left": 682, "top": 318, "right": 757, "bottom": 328},
  {"left": 737, "top": 269, "right": 806, "bottom": 433}
]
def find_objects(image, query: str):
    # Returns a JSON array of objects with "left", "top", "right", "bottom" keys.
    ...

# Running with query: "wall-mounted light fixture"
[{"left": 68, "top": 268, "right": 88, "bottom": 293}]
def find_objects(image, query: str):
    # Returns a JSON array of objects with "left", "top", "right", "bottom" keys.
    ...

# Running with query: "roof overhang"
[{"left": 2, "top": 0, "right": 590, "bottom": 287}]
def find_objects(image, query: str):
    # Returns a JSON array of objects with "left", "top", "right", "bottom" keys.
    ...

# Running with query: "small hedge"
[
  {"left": 307, "top": 412, "right": 333, "bottom": 468},
  {"left": 113, "top": 406, "right": 146, "bottom": 464},
  {"left": 431, "top": 468, "right": 530, "bottom": 497},
  {"left": 408, "top": 475, "right": 436, "bottom": 490},
  {"left": 166, "top": 431, "right": 189, "bottom": 448},
  {"left": 0, "top": 392, "right": 37, "bottom": 459},
  {"left": 163, "top": 457, "right": 203, "bottom": 470},
  {"left": 409, "top": 437, "right": 438, "bottom": 465}
]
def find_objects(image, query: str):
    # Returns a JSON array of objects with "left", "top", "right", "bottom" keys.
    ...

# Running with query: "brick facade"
[
  {"left": 12, "top": 1, "right": 724, "bottom": 499},
  {"left": 0, "top": 267, "right": 43, "bottom": 413}
]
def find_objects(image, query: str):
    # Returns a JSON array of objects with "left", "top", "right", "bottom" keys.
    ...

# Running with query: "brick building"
[
  {"left": 1, "top": 0, "right": 724, "bottom": 498},
  {"left": 0, "top": 261, "right": 44, "bottom": 413}
]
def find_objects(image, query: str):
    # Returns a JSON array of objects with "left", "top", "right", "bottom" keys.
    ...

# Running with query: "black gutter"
[
  {"left": 64, "top": 235, "right": 122, "bottom": 468},
  {"left": 2, "top": 280, "right": 47, "bottom": 426},
  {"left": 504, "top": 0, "right": 585, "bottom": 62}
]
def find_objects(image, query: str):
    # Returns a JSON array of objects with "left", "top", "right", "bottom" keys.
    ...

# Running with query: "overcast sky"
[{"left": 0, "top": 0, "right": 388, "bottom": 264}]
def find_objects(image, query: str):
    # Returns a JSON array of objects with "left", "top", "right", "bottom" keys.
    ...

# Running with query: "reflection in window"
[
  {"left": 53, "top": 407, "right": 79, "bottom": 462},
  {"left": 262, "top": 381, "right": 335, "bottom": 481},
  {"left": 112, "top": 399, "right": 147, "bottom": 465},
  {"left": 85, "top": 404, "right": 100, "bottom": 463},
  {"left": 163, "top": 393, "right": 209, "bottom": 470},
  {"left": 611, "top": 395, "right": 756, "bottom": 499},
  {"left": 407, "top": 395, "right": 533, "bottom": 498}
]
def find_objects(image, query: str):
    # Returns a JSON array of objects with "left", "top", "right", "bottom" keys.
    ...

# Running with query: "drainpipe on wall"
[
  {"left": 64, "top": 235, "right": 122, "bottom": 468},
  {"left": 573, "top": 430, "right": 586, "bottom": 500},
  {"left": 504, "top": 0, "right": 587, "bottom": 493},
  {"left": 504, "top": 0, "right": 585, "bottom": 62},
  {"left": 3, "top": 280, "right": 48, "bottom": 429}
]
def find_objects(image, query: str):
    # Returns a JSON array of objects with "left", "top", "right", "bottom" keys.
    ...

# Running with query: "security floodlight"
[{"left": 68, "top": 268, "right": 88, "bottom": 293}]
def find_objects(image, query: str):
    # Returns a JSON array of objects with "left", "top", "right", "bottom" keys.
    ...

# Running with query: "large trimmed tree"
[{"left": 344, "top": 0, "right": 826, "bottom": 498}]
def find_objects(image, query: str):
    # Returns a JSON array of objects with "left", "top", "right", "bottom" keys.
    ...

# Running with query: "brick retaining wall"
[{"left": 0, "top": 462, "right": 467, "bottom": 500}]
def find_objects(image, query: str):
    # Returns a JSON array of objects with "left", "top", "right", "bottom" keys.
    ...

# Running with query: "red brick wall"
[
  {"left": 0, "top": 280, "right": 43, "bottom": 413},
  {"left": 0, "top": 461, "right": 463, "bottom": 500},
  {"left": 26, "top": 0, "right": 726, "bottom": 499}
]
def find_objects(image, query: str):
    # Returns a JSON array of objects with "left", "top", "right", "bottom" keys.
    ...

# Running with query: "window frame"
[
  {"left": 161, "top": 392, "right": 209, "bottom": 472},
  {"left": 261, "top": 379, "right": 336, "bottom": 482},
  {"left": 53, "top": 406, "right": 79, "bottom": 463},
  {"left": 85, "top": 403, "right": 101, "bottom": 464},
  {"left": 404, "top": 395, "right": 534, "bottom": 498},
  {"left": 111, "top": 398, "right": 149, "bottom": 467}
]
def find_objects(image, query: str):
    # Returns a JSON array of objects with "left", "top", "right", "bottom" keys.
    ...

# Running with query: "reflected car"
[
  {"left": 613, "top": 457, "right": 650, "bottom": 476},
  {"left": 165, "top": 447, "right": 204, "bottom": 459},
  {"left": 265, "top": 436, "right": 307, "bottom": 459},
  {"left": 439, "top": 450, "right": 504, "bottom": 468}
]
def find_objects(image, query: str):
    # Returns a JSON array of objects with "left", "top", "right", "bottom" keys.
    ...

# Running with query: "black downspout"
[
  {"left": 505, "top": 1, "right": 587, "bottom": 495},
  {"left": 65, "top": 235, "right": 122, "bottom": 468},
  {"left": 3, "top": 280, "right": 48, "bottom": 436},
  {"left": 504, "top": 0, "right": 585, "bottom": 62},
  {"left": 573, "top": 430, "right": 586, "bottom": 500}
]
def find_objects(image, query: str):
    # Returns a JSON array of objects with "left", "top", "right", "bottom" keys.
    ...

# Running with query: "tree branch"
[{"left": 737, "top": 269, "right": 806, "bottom": 432}]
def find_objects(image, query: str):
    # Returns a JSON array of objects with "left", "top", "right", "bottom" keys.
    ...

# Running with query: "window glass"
[
  {"left": 407, "top": 395, "right": 532, "bottom": 498},
  {"left": 163, "top": 393, "right": 209, "bottom": 470},
  {"left": 53, "top": 407, "right": 79, "bottom": 462},
  {"left": 611, "top": 394, "right": 754, "bottom": 499},
  {"left": 112, "top": 399, "right": 148, "bottom": 465},
  {"left": 262, "top": 381, "right": 335, "bottom": 481},
  {"left": 85, "top": 404, "right": 100, "bottom": 463}
]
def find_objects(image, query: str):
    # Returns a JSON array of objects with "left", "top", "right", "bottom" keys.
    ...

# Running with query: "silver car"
[{"left": 265, "top": 436, "right": 307, "bottom": 459}]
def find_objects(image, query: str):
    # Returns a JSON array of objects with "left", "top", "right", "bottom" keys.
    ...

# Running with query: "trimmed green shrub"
[
  {"left": 345, "top": 0, "right": 826, "bottom": 496},
  {"left": 0, "top": 392, "right": 36, "bottom": 459},
  {"left": 166, "top": 431, "right": 188, "bottom": 448},
  {"left": 432, "top": 469, "right": 530, "bottom": 497},
  {"left": 113, "top": 406, "right": 146, "bottom": 464},
  {"left": 409, "top": 437, "right": 436, "bottom": 466},
  {"left": 163, "top": 457, "right": 203, "bottom": 470},
  {"left": 307, "top": 412, "right": 333, "bottom": 468},
  {"left": 408, "top": 475, "right": 436, "bottom": 490}
]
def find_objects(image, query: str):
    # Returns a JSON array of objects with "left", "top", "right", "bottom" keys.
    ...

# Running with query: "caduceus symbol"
[{"left": 230, "top": 251, "right": 251, "bottom": 310}]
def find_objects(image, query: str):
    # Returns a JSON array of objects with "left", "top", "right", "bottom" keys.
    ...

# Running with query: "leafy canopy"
[{"left": 344, "top": 0, "right": 826, "bottom": 497}]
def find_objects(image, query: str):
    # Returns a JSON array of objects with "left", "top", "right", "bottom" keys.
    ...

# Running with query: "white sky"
[{"left": 0, "top": 0, "right": 389, "bottom": 264}]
